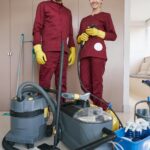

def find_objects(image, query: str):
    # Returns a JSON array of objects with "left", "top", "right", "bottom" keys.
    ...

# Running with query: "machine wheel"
[
  {"left": 58, "top": 127, "right": 62, "bottom": 141},
  {"left": 26, "top": 144, "right": 34, "bottom": 149},
  {"left": 46, "top": 125, "right": 53, "bottom": 137},
  {"left": 7, "top": 141, "right": 15, "bottom": 146}
]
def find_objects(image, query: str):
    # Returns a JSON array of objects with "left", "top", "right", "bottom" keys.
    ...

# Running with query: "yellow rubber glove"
[
  {"left": 68, "top": 47, "right": 76, "bottom": 66},
  {"left": 86, "top": 27, "right": 106, "bottom": 39},
  {"left": 34, "top": 44, "right": 47, "bottom": 65},
  {"left": 106, "top": 109, "right": 120, "bottom": 131},
  {"left": 77, "top": 33, "right": 89, "bottom": 44}
]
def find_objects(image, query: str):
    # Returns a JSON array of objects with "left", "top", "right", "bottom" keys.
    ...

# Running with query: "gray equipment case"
[{"left": 61, "top": 103, "right": 113, "bottom": 150}]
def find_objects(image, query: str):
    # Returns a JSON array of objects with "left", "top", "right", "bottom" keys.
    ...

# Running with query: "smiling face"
[{"left": 89, "top": 0, "right": 103, "bottom": 10}]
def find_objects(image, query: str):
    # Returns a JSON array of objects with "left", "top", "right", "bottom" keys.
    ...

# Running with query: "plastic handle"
[
  {"left": 17, "top": 82, "right": 43, "bottom": 101},
  {"left": 134, "top": 100, "right": 148, "bottom": 121}
]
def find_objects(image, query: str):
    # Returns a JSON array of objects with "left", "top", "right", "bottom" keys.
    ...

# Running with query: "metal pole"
[{"left": 54, "top": 41, "right": 64, "bottom": 148}]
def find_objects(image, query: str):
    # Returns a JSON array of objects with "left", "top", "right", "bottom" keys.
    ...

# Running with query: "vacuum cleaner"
[
  {"left": 2, "top": 82, "right": 57, "bottom": 150},
  {"left": 60, "top": 102, "right": 115, "bottom": 150}
]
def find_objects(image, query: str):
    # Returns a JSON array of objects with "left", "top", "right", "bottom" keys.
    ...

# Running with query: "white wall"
[
  {"left": 124, "top": 0, "right": 130, "bottom": 112},
  {"left": 102, "top": 0, "right": 125, "bottom": 111},
  {"left": 146, "top": 21, "right": 150, "bottom": 54},
  {"left": 130, "top": 22, "right": 150, "bottom": 74}
]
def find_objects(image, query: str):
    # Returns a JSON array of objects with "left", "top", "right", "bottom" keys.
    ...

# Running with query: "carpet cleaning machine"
[{"left": 2, "top": 41, "right": 123, "bottom": 150}]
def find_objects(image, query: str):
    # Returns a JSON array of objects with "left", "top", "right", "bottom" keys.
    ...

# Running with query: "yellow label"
[
  {"left": 74, "top": 94, "right": 80, "bottom": 100},
  {"left": 44, "top": 107, "right": 49, "bottom": 118},
  {"left": 53, "top": 126, "right": 56, "bottom": 135},
  {"left": 28, "top": 97, "right": 34, "bottom": 101}
]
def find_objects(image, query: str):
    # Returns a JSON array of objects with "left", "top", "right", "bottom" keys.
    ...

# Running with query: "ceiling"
[{"left": 130, "top": 0, "right": 150, "bottom": 22}]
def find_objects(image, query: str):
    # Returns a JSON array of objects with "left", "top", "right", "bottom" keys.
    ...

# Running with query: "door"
[{"left": 10, "top": 0, "right": 43, "bottom": 98}]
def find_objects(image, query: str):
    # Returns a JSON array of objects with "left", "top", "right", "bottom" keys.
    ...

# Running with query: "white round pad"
[{"left": 94, "top": 43, "right": 103, "bottom": 51}]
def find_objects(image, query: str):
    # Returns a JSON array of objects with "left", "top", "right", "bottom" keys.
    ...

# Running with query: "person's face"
[{"left": 89, "top": 0, "right": 103, "bottom": 9}]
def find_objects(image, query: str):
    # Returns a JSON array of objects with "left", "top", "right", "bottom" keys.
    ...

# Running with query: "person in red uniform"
[
  {"left": 77, "top": 0, "right": 117, "bottom": 110},
  {"left": 33, "top": 0, "right": 76, "bottom": 102}
]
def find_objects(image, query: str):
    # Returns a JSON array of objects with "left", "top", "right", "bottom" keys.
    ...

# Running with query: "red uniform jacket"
[
  {"left": 78, "top": 12, "right": 117, "bottom": 60},
  {"left": 33, "top": 0, "right": 75, "bottom": 53}
]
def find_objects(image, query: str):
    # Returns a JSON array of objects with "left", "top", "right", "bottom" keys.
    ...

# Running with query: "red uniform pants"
[
  {"left": 39, "top": 52, "right": 68, "bottom": 94},
  {"left": 80, "top": 57, "right": 107, "bottom": 109}
]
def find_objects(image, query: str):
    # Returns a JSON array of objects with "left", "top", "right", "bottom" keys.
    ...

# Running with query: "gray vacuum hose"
[
  {"left": 2, "top": 138, "right": 19, "bottom": 150},
  {"left": 17, "top": 82, "right": 56, "bottom": 125}
]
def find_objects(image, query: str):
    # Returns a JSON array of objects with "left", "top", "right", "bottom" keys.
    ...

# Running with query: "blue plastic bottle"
[
  {"left": 132, "top": 128, "right": 142, "bottom": 141},
  {"left": 148, "top": 126, "right": 150, "bottom": 135},
  {"left": 141, "top": 127, "right": 149, "bottom": 139},
  {"left": 125, "top": 129, "right": 134, "bottom": 139}
]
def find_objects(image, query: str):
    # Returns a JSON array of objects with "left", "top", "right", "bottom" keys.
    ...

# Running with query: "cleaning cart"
[{"left": 114, "top": 80, "right": 150, "bottom": 150}]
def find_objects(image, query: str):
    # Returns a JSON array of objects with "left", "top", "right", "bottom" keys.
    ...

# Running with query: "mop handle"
[{"left": 54, "top": 41, "right": 65, "bottom": 147}]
